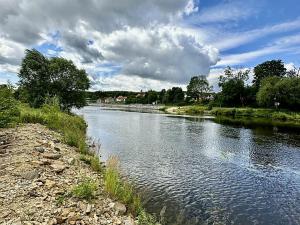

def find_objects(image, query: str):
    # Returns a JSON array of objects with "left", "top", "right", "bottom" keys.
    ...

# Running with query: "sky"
[{"left": 0, "top": 0, "right": 300, "bottom": 91}]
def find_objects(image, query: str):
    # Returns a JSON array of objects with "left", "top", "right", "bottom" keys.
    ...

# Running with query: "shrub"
[
  {"left": 72, "top": 178, "right": 98, "bottom": 200},
  {"left": 0, "top": 85, "right": 20, "bottom": 128}
]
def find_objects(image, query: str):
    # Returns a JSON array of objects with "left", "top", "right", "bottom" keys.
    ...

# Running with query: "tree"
[
  {"left": 0, "top": 85, "right": 20, "bottom": 127},
  {"left": 49, "top": 57, "right": 90, "bottom": 110},
  {"left": 18, "top": 49, "right": 90, "bottom": 110},
  {"left": 257, "top": 76, "right": 300, "bottom": 110},
  {"left": 187, "top": 75, "right": 211, "bottom": 102},
  {"left": 286, "top": 66, "right": 300, "bottom": 78},
  {"left": 18, "top": 49, "right": 50, "bottom": 107},
  {"left": 217, "top": 67, "right": 250, "bottom": 107},
  {"left": 253, "top": 60, "right": 286, "bottom": 87}
]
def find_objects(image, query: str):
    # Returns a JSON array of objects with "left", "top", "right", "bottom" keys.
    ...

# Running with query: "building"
[{"left": 116, "top": 96, "right": 127, "bottom": 103}]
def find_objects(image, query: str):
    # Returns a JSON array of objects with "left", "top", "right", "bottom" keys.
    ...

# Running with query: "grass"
[
  {"left": 18, "top": 103, "right": 88, "bottom": 154},
  {"left": 79, "top": 154, "right": 102, "bottom": 172},
  {"left": 104, "top": 156, "right": 143, "bottom": 215},
  {"left": 71, "top": 178, "right": 98, "bottom": 200},
  {"left": 163, "top": 105, "right": 300, "bottom": 124}
]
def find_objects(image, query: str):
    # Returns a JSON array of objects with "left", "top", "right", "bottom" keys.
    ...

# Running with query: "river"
[{"left": 76, "top": 106, "right": 300, "bottom": 225}]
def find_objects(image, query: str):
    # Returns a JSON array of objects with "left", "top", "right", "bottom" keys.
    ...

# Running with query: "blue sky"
[{"left": 0, "top": 0, "right": 299, "bottom": 91}]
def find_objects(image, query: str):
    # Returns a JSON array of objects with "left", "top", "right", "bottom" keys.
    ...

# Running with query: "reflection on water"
[{"left": 76, "top": 106, "right": 300, "bottom": 225}]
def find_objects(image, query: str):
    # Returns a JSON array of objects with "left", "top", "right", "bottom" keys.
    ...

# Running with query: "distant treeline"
[
  {"left": 87, "top": 87, "right": 185, "bottom": 105},
  {"left": 88, "top": 59, "right": 300, "bottom": 111}
]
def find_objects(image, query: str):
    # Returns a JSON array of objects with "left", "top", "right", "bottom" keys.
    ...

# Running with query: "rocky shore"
[{"left": 0, "top": 124, "right": 135, "bottom": 225}]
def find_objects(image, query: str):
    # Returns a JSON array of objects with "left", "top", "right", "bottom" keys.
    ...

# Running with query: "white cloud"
[
  {"left": 187, "top": 1, "right": 256, "bottom": 25},
  {"left": 211, "top": 18, "right": 300, "bottom": 51},
  {"left": 89, "top": 74, "right": 185, "bottom": 92}
]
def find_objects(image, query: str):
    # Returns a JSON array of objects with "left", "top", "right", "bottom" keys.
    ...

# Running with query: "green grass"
[
  {"left": 18, "top": 104, "right": 88, "bottom": 153},
  {"left": 104, "top": 156, "right": 143, "bottom": 215},
  {"left": 164, "top": 105, "right": 300, "bottom": 124},
  {"left": 79, "top": 154, "right": 102, "bottom": 172},
  {"left": 71, "top": 178, "right": 98, "bottom": 200}
]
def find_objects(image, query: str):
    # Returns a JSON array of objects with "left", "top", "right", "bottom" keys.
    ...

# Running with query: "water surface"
[{"left": 77, "top": 106, "right": 300, "bottom": 225}]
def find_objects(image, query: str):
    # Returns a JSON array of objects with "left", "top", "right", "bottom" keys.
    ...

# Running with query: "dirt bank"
[{"left": 0, "top": 124, "right": 135, "bottom": 225}]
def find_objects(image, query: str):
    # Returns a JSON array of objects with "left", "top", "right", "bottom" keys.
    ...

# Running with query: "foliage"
[
  {"left": 19, "top": 103, "right": 87, "bottom": 153},
  {"left": 0, "top": 85, "right": 20, "bottom": 128},
  {"left": 18, "top": 49, "right": 90, "bottom": 110},
  {"left": 72, "top": 178, "right": 98, "bottom": 200},
  {"left": 217, "top": 67, "right": 250, "bottom": 107},
  {"left": 80, "top": 154, "right": 102, "bottom": 172},
  {"left": 104, "top": 156, "right": 143, "bottom": 215},
  {"left": 187, "top": 75, "right": 211, "bottom": 102},
  {"left": 256, "top": 76, "right": 300, "bottom": 110},
  {"left": 253, "top": 60, "right": 286, "bottom": 87},
  {"left": 137, "top": 210, "right": 157, "bottom": 225}
]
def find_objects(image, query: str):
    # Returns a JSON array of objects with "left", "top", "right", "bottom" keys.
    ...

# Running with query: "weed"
[{"left": 71, "top": 178, "right": 98, "bottom": 200}]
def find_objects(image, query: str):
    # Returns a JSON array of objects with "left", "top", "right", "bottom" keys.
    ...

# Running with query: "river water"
[{"left": 76, "top": 106, "right": 300, "bottom": 225}]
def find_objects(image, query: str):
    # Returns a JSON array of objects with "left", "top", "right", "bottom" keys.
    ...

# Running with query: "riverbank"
[
  {"left": 89, "top": 104, "right": 163, "bottom": 113},
  {"left": 0, "top": 123, "right": 136, "bottom": 225},
  {"left": 0, "top": 104, "right": 158, "bottom": 225},
  {"left": 163, "top": 105, "right": 300, "bottom": 126}
]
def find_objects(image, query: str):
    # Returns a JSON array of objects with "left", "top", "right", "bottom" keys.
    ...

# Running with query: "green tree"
[
  {"left": 18, "top": 49, "right": 90, "bottom": 110},
  {"left": 49, "top": 57, "right": 90, "bottom": 110},
  {"left": 218, "top": 67, "right": 250, "bottom": 107},
  {"left": 0, "top": 85, "right": 20, "bottom": 127},
  {"left": 187, "top": 75, "right": 211, "bottom": 102},
  {"left": 18, "top": 49, "right": 50, "bottom": 107},
  {"left": 257, "top": 76, "right": 300, "bottom": 110},
  {"left": 253, "top": 60, "right": 286, "bottom": 87}
]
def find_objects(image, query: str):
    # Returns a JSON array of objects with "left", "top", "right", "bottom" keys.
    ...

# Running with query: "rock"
[
  {"left": 67, "top": 157, "right": 75, "bottom": 165},
  {"left": 108, "top": 202, "right": 115, "bottom": 208},
  {"left": 50, "top": 163, "right": 66, "bottom": 173},
  {"left": 45, "top": 179, "right": 56, "bottom": 188},
  {"left": 21, "top": 169, "right": 40, "bottom": 180},
  {"left": 54, "top": 146, "right": 61, "bottom": 152},
  {"left": 0, "top": 149, "right": 7, "bottom": 154},
  {"left": 124, "top": 217, "right": 136, "bottom": 225},
  {"left": 61, "top": 208, "right": 71, "bottom": 217},
  {"left": 56, "top": 217, "right": 67, "bottom": 224},
  {"left": 35, "top": 146, "right": 45, "bottom": 153},
  {"left": 43, "top": 153, "right": 61, "bottom": 160},
  {"left": 86, "top": 204, "right": 92, "bottom": 214},
  {"left": 114, "top": 202, "right": 126, "bottom": 215}
]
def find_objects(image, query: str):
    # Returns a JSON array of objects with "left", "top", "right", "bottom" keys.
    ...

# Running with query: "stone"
[
  {"left": 50, "top": 163, "right": 66, "bottom": 173},
  {"left": 86, "top": 204, "right": 92, "bottom": 214},
  {"left": 54, "top": 146, "right": 61, "bottom": 152},
  {"left": 114, "top": 202, "right": 126, "bottom": 215},
  {"left": 124, "top": 217, "right": 136, "bottom": 225},
  {"left": 43, "top": 153, "right": 61, "bottom": 160},
  {"left": 45, "top": 180, "right": 56, "bottom": 188},
  {"left": 0, "top": 149, "right": 7, "bottom": 154},
  {"left": 35, "top": 146, "right": 45, "bottom": 153},
  {"left": 67, "top": 157, "right": 75, "bottom": 165},
  {"left": 21, "top": 169, "right": 40, "bottom": 180}
]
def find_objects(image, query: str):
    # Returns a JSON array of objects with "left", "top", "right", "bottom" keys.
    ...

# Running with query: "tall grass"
[
  {"left": 19, "top": 104, "right": 88, "bottom": 153},
  {"left": 104, "top": 156, "right": 143, "bottom": 215}
]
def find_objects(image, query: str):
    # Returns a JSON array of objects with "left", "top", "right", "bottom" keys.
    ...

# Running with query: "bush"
[
  {"left": 0, "top": 85, "right": 20, "bottom": 128},
  {"left": 72, "top": 178, "right": 98, "bottom": 200}
]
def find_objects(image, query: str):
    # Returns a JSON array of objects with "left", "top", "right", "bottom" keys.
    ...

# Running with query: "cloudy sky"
[{"left": 0, "top": 0, "right": 300, "bottom": 91}]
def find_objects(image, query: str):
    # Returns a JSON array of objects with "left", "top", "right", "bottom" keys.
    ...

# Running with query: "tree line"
[{"left": 10, "top": 49, "right": 300, "bottom": 111}]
